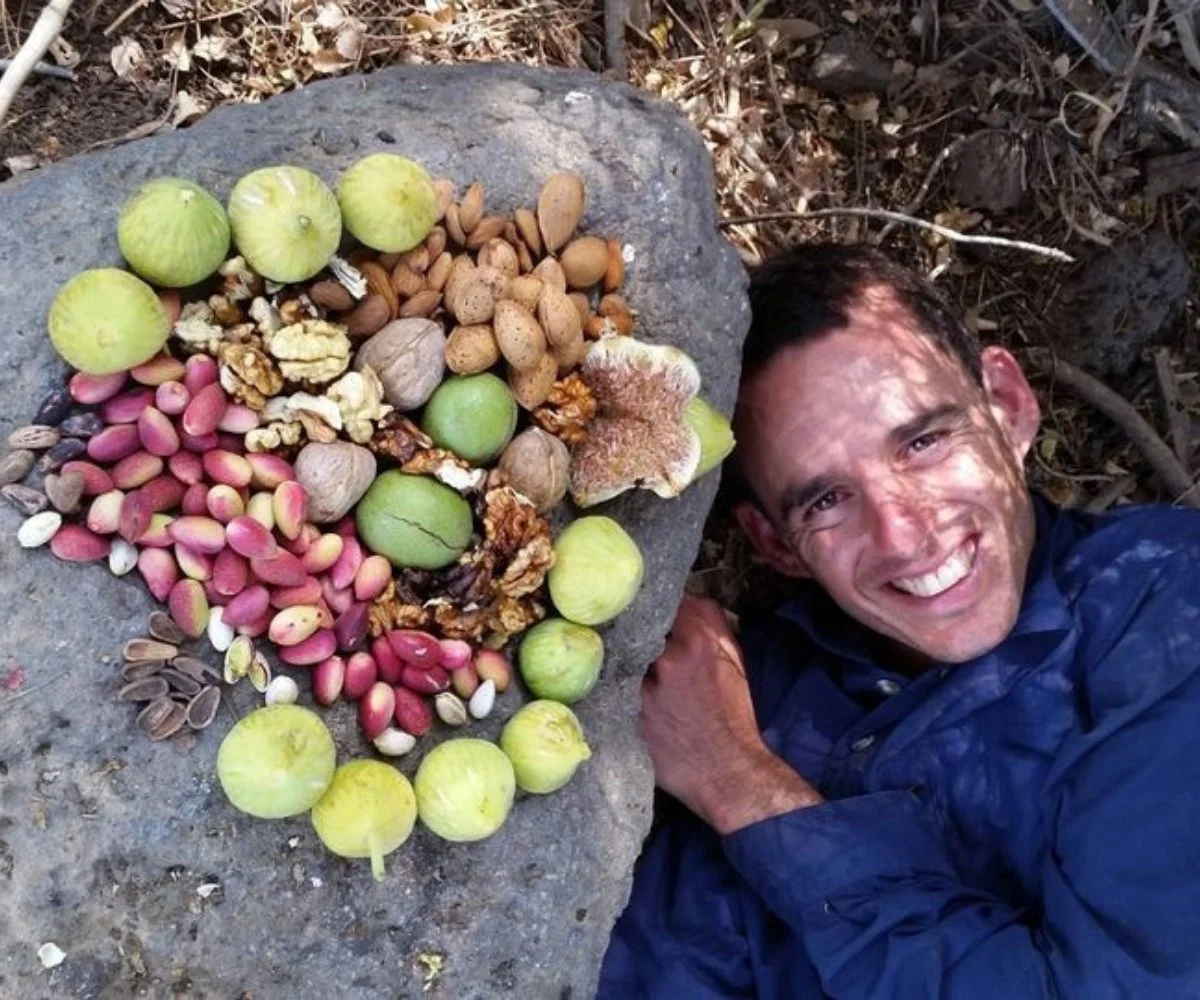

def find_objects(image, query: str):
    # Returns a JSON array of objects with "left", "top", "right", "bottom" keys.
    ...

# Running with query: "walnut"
[
  {"left": 430, "top": 600, "right": 490, "bottom": 642},
  {"left": 482, "top": 486, "right": 546, "bottom": 560},
  {"left": 264, "top": 319, "right": 351, "bottom": 384},
  {"left": 498, "top": 534, "right": 555, "bottom": 597},
  {"left": 325, "top": 367, "right": 393, "bottom": 444},
  {"left": 401, "top": 449, "right": 488, "bottom": 493},
  {"left": 369, "top": 413, "right": 433, "bottom": 464},
  {"left": 295, "top": 410, "right": 338, "bottom": 444},
  {"left": 368, "top": 580, "right": 431, "bottom": 637},
  {"left": 218, "top": 342, "right": 284, "bottom": 409},
  {"left": 248, "top": 296, "right": 283, "bottom": 336},
  {"left": 531, "top": 373, "right": 597, "bottom": 445},
  {"left": 173, "top": 302, "right": 224, "bottom": 349},
  {"left": 245, "top": 421, "right": 303, "bottom": 452},
  {"left": 218, "top": 256, "right": 263, "bottom": 301},
  {"left": 282, "top": 392, "right": 344, "bottom": 431},
  {"left": 484, "top": 594, "right": 546, "bottom": 647},
  {"left": 209, "top": 294, "right": 245, "bottom": 327}
]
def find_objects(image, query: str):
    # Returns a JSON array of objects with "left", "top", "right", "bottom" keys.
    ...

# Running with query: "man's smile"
[{"left": 888, "top": 536, "right": 978, "bottom": 599}]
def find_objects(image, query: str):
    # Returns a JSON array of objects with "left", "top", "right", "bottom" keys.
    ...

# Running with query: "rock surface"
[
  {"left": 0, "top": 66, "right": 748, "bottom": 999},
  {"left": 1050, "top": 230, "right": 1190, "bottom": 378}
]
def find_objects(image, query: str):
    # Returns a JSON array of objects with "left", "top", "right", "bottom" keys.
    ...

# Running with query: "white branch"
[{"left": 0, "top": 0, "right": 75, "bottom": 128}]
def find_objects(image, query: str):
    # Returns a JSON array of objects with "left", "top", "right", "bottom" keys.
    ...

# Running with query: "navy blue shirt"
[{"left": 599, "top": 497, "right": 1200, "bottom": 998}]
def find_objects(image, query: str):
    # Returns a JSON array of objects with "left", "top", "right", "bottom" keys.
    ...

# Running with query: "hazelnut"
[{"left": 498, "top": 427, "right": 570, "bottom": 513}]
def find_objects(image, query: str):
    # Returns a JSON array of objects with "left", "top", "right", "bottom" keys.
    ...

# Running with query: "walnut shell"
[
  {"left": 354, "top": 318, "right": 446, "bottom": 411},
  {"left": 294, "top": 441, "right": 377, "bottom": 522},
  {"left": 498, "top": 427, "right": 569, "bottom": 513}
]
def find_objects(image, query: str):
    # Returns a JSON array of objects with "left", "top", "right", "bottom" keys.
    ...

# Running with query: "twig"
[
  {"left": 0, "top": 56, "right": 74, "bottom": 80},
  {"left": 1164, "top": 0, "right": 1200, "bottom": 76},
  {"left": 1153, "top": 347, "right": 1193, "bottom": 471},
  {"left": 1035, "top": 353, "right": 1199, "bottom": 507},
  {"left": 1092, "top": 0, "right": 1162, "bottom": 153},
  {"left": 0, "top": 0, "right": 74, "bottom": 126},
  {"left": 103, "top": 0, "right": 150, "bottom": 37},
  {"left": 603, "top": 0, "right": 628, "bottom": 76},
  {"left": 875, "top": 135, "right": 969, "bottom": 244},
  {"left": 718, "top": 208, "right": 1076, "bottom": 263},
  {"left": 1082, "top": 473, "right": 1138, "bottom": 513}
]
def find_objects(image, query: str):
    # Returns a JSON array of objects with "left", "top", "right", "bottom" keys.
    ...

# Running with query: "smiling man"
[{"left": 597, "top": 245, "right": 1200, "bottom": 998}]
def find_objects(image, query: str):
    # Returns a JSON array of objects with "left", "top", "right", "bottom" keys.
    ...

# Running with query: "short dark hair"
[{"left": 741, "top": 244, "right": 982, "bottom": 384}]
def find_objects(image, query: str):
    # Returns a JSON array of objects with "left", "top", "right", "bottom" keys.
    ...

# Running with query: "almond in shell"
[
  {"left": 448, "top": 275, "right": 496, "bottom": 326},
  {"left": 560, "top": 236, "right": 610, "bottom": 289},
  {"left": 459, "top": 182, "right": 485, "bottom": 233},
  {"left": 553, "top": 332, "right": 591, "bottom": 376},
  {"left": 508, "top": 350, "right": 558, "bottom": 409},
  {"left": 507, "top": 275, "right": 544, "bottom": 313},
  {"left": 536, "top": 172, "right": 585, "bottom": 253},
  {"left": 568, "top": 292, "right": 591, "bottom": 325},
  {"left": 426, "top": 251, "right": 454, "bottom": 292},
  {"left": 532, "top": 257, "right": 567, "bottom": 293},
  {"left": 493, "top": 300, "right": 547, "bottom": 372},
  {"left": 465, "top": 216, "right": 508, "bottom": 250},
  {"left": 445, "top": 325, "right": 501, "bottom": 375},
  {"left": 515, "top": 208, "right": 542, "bottom": 257},
  {"left": 477, "top": 238, "right": 519, "bottom": 278},
  {"left": 443, "top": 255, "right": 476, "bottom": 304}
]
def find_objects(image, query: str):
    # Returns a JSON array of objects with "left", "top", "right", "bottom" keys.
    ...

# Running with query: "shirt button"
[
  {"left": 850, "top": 735, "right": 875, "bottom": 752},
  {"left": 875, "top": 679, "right": 900, "bottom": 696}
]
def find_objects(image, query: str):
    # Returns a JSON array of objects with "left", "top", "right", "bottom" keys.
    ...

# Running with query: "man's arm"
[{"left": 646, "top": 590, "right": 1200, "bottom": 998}]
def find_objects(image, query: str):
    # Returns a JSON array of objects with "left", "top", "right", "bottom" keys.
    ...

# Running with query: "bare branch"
[{"left": 0, "top": 0, "right": 75, "bottom": 127}]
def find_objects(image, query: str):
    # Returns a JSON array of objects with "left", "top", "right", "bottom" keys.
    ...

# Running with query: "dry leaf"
[
  {"left": 48, "top": 36, "right": 80, "bottom": 69},
  {"left": 310, "top": 50, "right": 353, "bottom": 74},
  {"left": 316, "top": 2, "right": 348, "bottom": 29},
  {"left": 192, "top": 35, "right": 235, "bottom": 62},
  {"left": 1051, "top": 53, "right": 1071, "bottom": 77},
  {"left": 757, "top": 17, "right": 822, "bottom": 41},
  {"left": 163, "top": 30, "right": 192, "bottom": 72},
  {"left": 5, "top": 155, "right": 41, "bottom": 175},
  {"left": 110, "top": 37, "right": 145, "bottom": 79},
  {"left": 843, "top": 94, "right": 880, "bottom": 124},
  {"left": 173, "top": 90, "right": 207, "bottom": 126},
  {"left": 406, "top": 12, "right": 442, "bottom": 32},
  {"left": 160, "top": 0, "right": 196, "bottom": 15},
  {"left": 335, "top": 20, "right": 366, "bottom": 60}
]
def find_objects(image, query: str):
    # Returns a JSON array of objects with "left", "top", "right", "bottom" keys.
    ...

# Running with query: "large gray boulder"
[{"left": 0, "top": 65, "right": 748, "bottom": 999}]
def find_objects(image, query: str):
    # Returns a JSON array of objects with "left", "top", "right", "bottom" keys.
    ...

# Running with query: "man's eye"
[
  {"left": 909, "top": 431, "right": 944, "bottom": 454},
  {"left": 810, "top": 490, "right": 840, "bottom": 515}
]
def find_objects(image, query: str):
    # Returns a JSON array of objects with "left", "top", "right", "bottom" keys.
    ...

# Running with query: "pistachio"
[
  {"left": 467, "top": 678, "right": 496, "bottom": 720},
  {"left": 124, "top": 638, "right": 179, "bottom": 663},
  {"left": 434, "top": 691, "right": 469, "bottom": 726},
  {"left": 148, "top": 610, "right": 188, "bottom": 645},
  {"left": 119, "top": 676, "right": 170, "bottom": 702},
  {"left": 264, "top": 675, "right": 300, "bottom": 706},
  {"left": 7, "top": 425, "right": 60, "bottom": 450},
  {"left": 0, "top": 449, "right": 34, "bottom": 486},
  {"left": 224, "top": 635, "right": 254, "bottom": 684},
  {"left": 248, "top": 651, "right": 272, "bottom": 693}
]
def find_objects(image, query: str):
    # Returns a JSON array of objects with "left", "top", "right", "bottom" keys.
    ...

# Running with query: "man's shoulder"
[{"left": 1056, "top": 501, "right": 1200, "bottom": 589}]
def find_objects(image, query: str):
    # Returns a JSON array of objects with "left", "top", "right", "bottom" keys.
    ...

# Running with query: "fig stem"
[{"left": 370, "top": 833, "right": 386, "bottom": 882}]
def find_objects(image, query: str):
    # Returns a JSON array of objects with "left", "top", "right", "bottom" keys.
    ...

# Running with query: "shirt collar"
[{"left": 775, "top": 492, "right": 1077, "bottom": 668}]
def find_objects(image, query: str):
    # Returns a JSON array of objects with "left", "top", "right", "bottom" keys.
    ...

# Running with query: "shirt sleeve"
[
  {"left": 723, "top": 549, "right": 1200, "bottom": 999},
  {"left": 597, "top": 803, "right": 757, "bottom": 999}
]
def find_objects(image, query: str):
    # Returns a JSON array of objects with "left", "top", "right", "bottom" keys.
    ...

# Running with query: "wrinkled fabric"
[{"left": 599, "top": 497, "right": 1200, "bottom": 998}]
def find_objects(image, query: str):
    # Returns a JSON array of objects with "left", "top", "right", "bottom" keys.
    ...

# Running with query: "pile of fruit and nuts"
[{"left": 1, "top": 155, "right": 734, "bottom": 879}]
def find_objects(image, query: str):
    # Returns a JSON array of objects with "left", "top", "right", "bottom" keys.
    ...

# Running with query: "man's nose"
[{"left": 867, "top": 485, "right": 938, "bottom": 559}]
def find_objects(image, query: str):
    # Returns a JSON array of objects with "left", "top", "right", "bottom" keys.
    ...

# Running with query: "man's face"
[{"left": 735, "top": 288, "right": 1041, "bottom": 664}]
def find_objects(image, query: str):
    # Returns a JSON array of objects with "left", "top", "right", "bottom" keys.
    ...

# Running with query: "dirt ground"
[{"left": 2, "top": 0, "right": 1199, "bottom": 612}]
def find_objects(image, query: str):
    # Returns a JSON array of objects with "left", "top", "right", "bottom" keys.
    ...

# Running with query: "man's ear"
[
  {"left": 734, "top": 501, "right": 812, "bottom": 579},
  {"left": 980, "top": 346, "right": 1040, "bottom": 464}
]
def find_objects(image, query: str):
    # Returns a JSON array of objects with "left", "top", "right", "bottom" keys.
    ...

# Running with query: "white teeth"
[{"left": 892, "top": 540, "right": 975, "bottom": 598}]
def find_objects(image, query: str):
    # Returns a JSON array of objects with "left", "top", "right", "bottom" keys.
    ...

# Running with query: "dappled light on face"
[{"left": 735, "top": 293, "right": 1038, "bottom": 665}]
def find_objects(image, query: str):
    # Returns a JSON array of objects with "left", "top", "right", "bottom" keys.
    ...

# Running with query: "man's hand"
[{"left": 641, "top": 594, "right": 823, "bottom": 835}]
